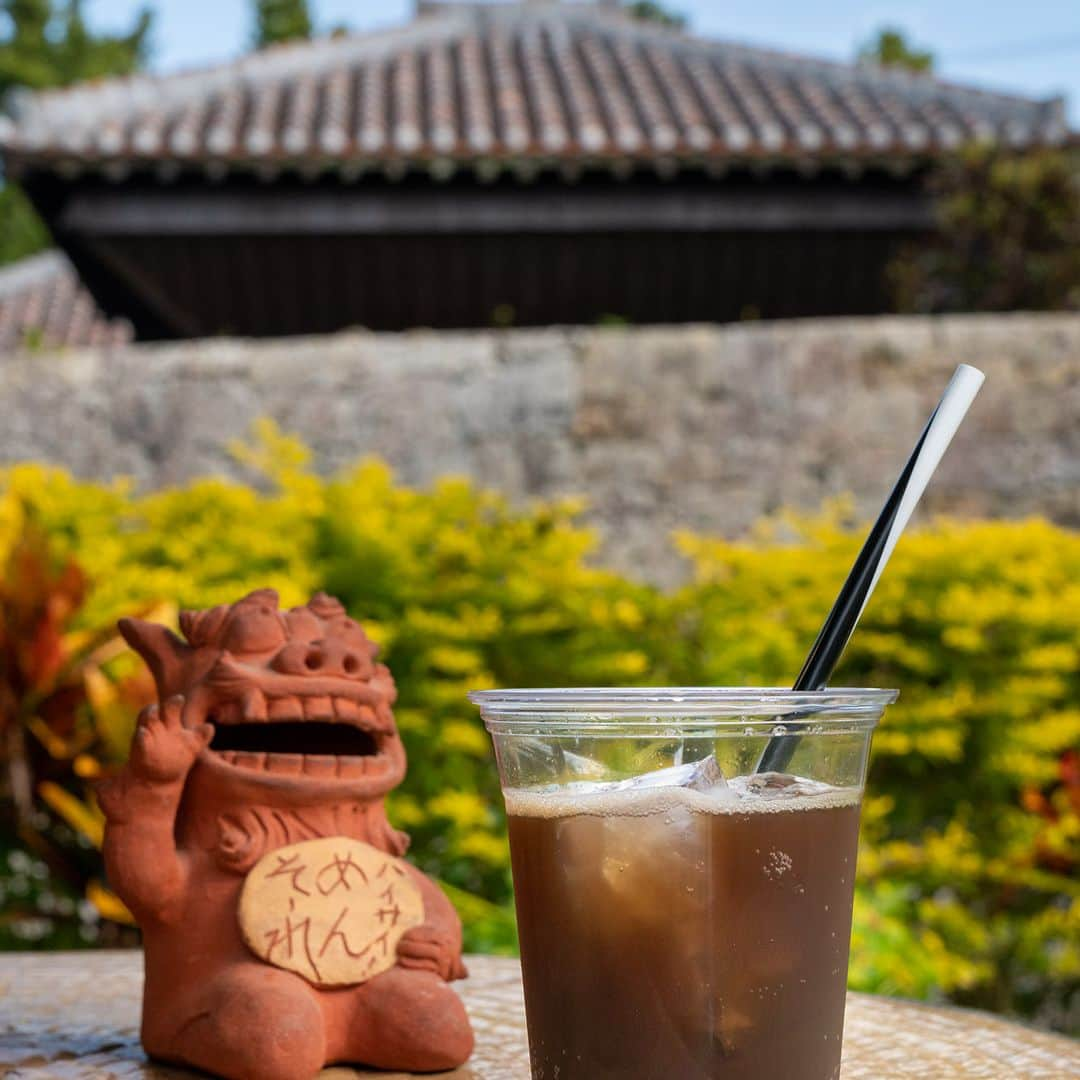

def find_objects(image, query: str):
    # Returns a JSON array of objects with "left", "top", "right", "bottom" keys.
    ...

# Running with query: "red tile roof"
[
  {"left": 0, "top": 251, "right": 133, "bottom": 352},
  {"left": 0, "top": 2, "right": 1067, "bottom": 180}
]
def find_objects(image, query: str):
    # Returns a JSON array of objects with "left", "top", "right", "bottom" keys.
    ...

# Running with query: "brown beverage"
[{"left": 506, "top": 775, "right": 861, "bottom": 1080}]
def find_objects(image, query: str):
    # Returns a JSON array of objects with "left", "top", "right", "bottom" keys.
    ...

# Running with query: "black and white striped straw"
[{"left": 756, "top": 364, "right": 986, "bottom": 774}]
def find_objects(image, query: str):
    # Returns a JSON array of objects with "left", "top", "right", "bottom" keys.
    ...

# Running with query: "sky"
[{"left": 85, "top": 0, "right": 1080, "bottom": 122}]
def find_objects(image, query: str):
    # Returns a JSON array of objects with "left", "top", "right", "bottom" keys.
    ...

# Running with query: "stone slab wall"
[{"left": 2, "top": 314, "right": 1077, "bottom": 582}]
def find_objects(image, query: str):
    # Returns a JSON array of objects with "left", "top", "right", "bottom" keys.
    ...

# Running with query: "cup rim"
[{"left": 468, "top": 685, "right": 898, "bottom": 722}]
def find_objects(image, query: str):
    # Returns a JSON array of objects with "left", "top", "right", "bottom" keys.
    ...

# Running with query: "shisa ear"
[
  {"left": 118, "top": 618, "right": 193, "bottom": 700},
  {"left": 178, "top": 604, "right": 229, "bottom": 648},
  {"left": 307, "top": 591, "right": 345, "bottom": 619}
]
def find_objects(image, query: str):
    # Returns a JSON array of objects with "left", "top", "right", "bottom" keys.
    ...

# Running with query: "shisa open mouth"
[
  {"left": 196, "top": 652, "right": 401, "bottom": 781},
  {"left": 205, "top": 696, "right": 395, "bottom": 779}
]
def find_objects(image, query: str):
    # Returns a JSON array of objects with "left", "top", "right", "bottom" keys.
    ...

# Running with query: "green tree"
[
  {"left": 0, "top": 0, "right": 151, "bottom": 97},
  {"left": 0, "top": 183, "right": 48, "bottom": 265},
  {"left": 890, "top": 144, "right": 1080, "bottom": 313},
  {"left": 859, "top": 27, "right": 934, "bottom": 73},
  {"left": 252, "top": 0, "right": 313, "bottom": 48},
  {"left": 0, "top": 0, "right": 153, "bottom": 267},
  {"left": 626, "top": 1, "right": 686, "bottom": 29}
]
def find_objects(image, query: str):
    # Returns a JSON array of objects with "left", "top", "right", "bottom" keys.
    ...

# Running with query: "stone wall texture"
[{"left": 3, "top": 313, "right": 1077, "bottom": 582}]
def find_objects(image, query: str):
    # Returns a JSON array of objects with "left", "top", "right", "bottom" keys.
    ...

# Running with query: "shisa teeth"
[
  {"left": 241, "top": 690, "right": 267, "bottom": 721},
  {"left": 303, "top": 695, "right": 333, "bottom": 719},
  {"left": 267, "top": 697, "right": 296, "bottom": 721},
  {"left": 333, "top": 698, "right": 361, "bottom": 722},
  {"left": 229, "top": 694, "right": 376, "bottom": 729},
  {"left": 336, "top": 756, "right": 369, "bottom": 779},
  {"left": 302, "top": 755, "right": 337, "bottom": 778},
  {"left": 266, "top": 752, "right": 304, "bottom": 774},
  {"left": 214, "top": 702, "right": 241, "bottom": 725},
  {"left": 215, "top": 750, "right": 385, "bottom": 776}
]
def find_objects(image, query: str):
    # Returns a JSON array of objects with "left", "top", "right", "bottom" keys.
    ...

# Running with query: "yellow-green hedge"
[{"left": 1, "top": 422, "right": 1077, "bottom": 1030}]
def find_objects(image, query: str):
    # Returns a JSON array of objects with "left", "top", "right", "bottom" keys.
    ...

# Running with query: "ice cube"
[
  {"left": 744, "top": 771, "right": 800, "bottom": 792},
  {"left": 734, "top": 771, "right": 835, "bottom": 800},
  {"left": 534, "top": 755, "right": 729, "bottom": 799},
  {"left": 614, "top": 754, "right": 727, "bottom": 793},
  {"left": 563, "top": 749, "right": 607, "bottom": 780}
]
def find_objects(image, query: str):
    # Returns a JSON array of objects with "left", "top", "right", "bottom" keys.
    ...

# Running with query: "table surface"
[{"left": 3, "top": 951, "right": 1079, "bottom": 1079}]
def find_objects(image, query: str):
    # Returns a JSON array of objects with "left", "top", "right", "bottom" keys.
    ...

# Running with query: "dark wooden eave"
[
  {"left": 56, "top": 180, "right": 933, "bottom": 235},
  {"left": 17, "top": 165, "right": 933, "bottom": 339}
]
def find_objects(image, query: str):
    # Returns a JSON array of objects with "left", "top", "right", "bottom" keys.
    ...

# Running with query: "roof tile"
[
  {"left": 0, "top": 2, "right": 1066, "bottom": 179},
  {"left": 0, "top": 251, "right": 133, "bottom": 353}
]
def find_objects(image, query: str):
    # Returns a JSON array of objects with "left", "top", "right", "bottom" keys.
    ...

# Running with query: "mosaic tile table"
[{"left": 3, "top": 952, "right": 1078, "bottom": 1078}]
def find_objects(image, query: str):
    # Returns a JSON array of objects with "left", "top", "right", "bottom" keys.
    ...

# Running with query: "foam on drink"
[{"left": 505, "top": 771, "right": 861, "bottom": 817}]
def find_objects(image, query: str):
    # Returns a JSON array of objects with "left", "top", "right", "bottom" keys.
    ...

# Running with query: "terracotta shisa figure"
[{"left": 99, "top": 589, "right": 473, "bottom": 1079}]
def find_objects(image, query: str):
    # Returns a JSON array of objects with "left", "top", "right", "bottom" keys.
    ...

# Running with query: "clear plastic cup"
[{"left": 469, "top": 687, "right": 897, "bottom": 1080}]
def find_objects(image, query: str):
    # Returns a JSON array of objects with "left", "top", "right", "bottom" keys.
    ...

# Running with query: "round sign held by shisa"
[{"left": 238, "top": 836, "right": 425, "bottom": 987}]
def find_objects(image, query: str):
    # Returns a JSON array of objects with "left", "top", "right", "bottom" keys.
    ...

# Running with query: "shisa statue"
[{"left": 99, "top": 589, "right": 473, "bottom": 1079}]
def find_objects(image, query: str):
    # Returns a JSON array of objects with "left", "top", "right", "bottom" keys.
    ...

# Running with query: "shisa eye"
[
  {"left": 284, "top": 608, "right": 323, "bottom": 643},
  {"left": 223, "top": 609, "right": 287, "bottom": 654}
]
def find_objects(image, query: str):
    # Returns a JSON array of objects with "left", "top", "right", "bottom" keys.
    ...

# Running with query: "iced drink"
[
  {"left": 470, "top": 687, "right": 896, "bottom": 1080},
  {"left": 507, "top": 775, "right": 860, "bottom": 1080}
]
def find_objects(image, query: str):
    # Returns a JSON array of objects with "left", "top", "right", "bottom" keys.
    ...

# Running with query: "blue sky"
[{"left": 88, "top": 1, "right": 1080, "bottom": 121}]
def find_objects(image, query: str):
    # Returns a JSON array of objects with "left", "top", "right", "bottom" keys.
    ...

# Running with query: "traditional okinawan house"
[{"left": 0, "top": 0, "right": 1067, "bottom": 340}]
